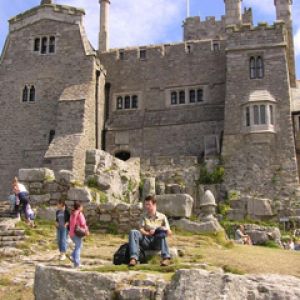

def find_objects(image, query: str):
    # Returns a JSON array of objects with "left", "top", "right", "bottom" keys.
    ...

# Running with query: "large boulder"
[
  {"left": 34, "top": 266, "right": 300, "bottom": 300},
  {"left": 56, "top": 170, "right": 75, "bottom": 185},
  {"left": 173, "top": 218, "right": 223, "bottom": 234},
  {"left": 247, "top": 197, "right": 274, "bottom": 218},
  {"left": 164, "top": 269, "right": 300, "bottom": 300},
  {"left": 67, "top": 187, "right": 92, "bottom": 203},
  {"left": 156, "top": 194, "right": 194, "bottom": 218},
  {"left": 19, "top": 168, "right": 55, "bottom": 182},
  {"left": 244, "top": 224, "right": 281, "bottom": 246}
]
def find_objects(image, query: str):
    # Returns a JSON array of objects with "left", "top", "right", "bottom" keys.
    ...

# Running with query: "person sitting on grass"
[
  {"left": 128, "top": 195, "right": 172, "bottom": 267},
  {"left": 235, "top": 225, "right": 252, "bottom": 245}
]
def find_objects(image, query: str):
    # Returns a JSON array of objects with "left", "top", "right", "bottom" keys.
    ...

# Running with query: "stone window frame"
[
  {"left": 21, "top": 84, "right": 36, "bottom": 103},
  {"left": 242, "top": 101, "right": 276, "bottom": 134},
  {"left": 118, "top": 49, "right": 125, "bottom": 60},
  {"left": 33, "top": 35, "right": 57, "bottom": 55},
  {"left": 114, "top": 92, "right": 142, "bottom": 111},
  {"left": 166, "top": 85, "right": 206, "bottom": 107},
  {"left": 249, "top": 54, "right": 264, "bottom": 80},
  {"left": 139, "top": 49, "right": 147, "bottom": 60},
  {"left": 211, "top": 40, "right": 221, "bottom": 52}
]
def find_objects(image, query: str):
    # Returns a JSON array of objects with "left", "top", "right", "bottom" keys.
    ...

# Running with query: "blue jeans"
[
  {"left": 129, "top": 229, "right": 170, "bottom": 261},
  {"left": 71, "top": 235, "right": 82, "bottom": 267},
  {"left": 57, "top": 227, "right": 68, "bottom": 253}
]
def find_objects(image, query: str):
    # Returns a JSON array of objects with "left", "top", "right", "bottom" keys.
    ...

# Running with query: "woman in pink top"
[{"left": 69, "top": 201, "right": 89, "bottom": 268}]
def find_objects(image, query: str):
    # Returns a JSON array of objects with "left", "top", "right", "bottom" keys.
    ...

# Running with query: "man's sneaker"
[
  {"left": 160, "top": 258, "right": 171, "bottom": 267},
  {"left": 60, "top": 254, "right": 66, "bottom": 261},
  {"left": 128, "top": 258, "right": 137, "bottom": 267}
]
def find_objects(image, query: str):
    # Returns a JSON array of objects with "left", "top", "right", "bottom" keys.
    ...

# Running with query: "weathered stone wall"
[
  {"left": 100, "top": 40, "right": 225, "bottom": 159},
  {"left": 34, "top": 266, "right": 300, "bottom": 300},
  {"left": 222, "top": 23, "right": 299, "bottom": 207},
  {"left": 0, "top": 3, "right": 103, "bottom": 198},
  {"left": 183, "top": 9, "right": 253, "bottom": 41}
]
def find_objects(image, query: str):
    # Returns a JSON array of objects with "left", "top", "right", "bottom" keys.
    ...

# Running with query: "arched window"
[
  {"left": 124, "top": 96, "right": 131, "bottom": 109},
  {"left": 29, "top": 86, "right": 35, "bottom": 102},
  {"left": 179, "top": 90, "right": 185, "bottom": 104},
  {"left": 115, "top": 151, "right": 131, "bottom": 161},
  {"left": 189, "top": 90, "right": 196, "bottom": 103},
  {"left": 250, "top": 57, "right": 256, "bottom": 79},
  {"left": 49, "top": 36, "right": 55, "bottom": 53},
  {"left": 22, "top": 86, "right": 29, "bottom": 102},
  {"left": 49, "top": 130, "right": 55, "bottom": 144},
  {"left": 256, "top": 56, "right": 264, "bottom": 79},
  {"left": 171, "top": 91, "right": 177, "bottom": 105},
  {"left": 34, "top": 38, "right": 40, "bottom": 52},
  {"left": 117, "top": 96, "right": 123, "bottom": 110},
  {"left": 41, "top": 37, "right": 48, "bottom": 54},
  {"left": 131, "top": 95, "right": 138, "bottom": 109}
]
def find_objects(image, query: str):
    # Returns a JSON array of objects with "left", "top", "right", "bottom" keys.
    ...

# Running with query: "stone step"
[
  {"left": 0, "top": 240, "right": 23, "bottom": 247},
  {"left": 0, "top": 229, "right": 25, "bottom": 236},
  {"left": 0, "top": 235, "right": 25, "bottom": 242}
]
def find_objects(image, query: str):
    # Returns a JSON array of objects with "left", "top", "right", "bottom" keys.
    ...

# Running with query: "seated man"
[
  {"left": 128, "top": 195, "right": 172, "bottom": 267},
  {"left": 235, "top": 225, "right": 252, "bottom": 245}
]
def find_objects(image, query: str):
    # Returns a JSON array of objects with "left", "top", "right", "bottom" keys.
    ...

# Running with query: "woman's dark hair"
[{"left": 73, "top": 201, "right": 82, "bottom": 211}]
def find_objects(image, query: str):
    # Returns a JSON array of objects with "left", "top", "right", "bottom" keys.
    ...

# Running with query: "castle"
[{"left": 1, "top": 0, "right": 300, "bottom": 209}]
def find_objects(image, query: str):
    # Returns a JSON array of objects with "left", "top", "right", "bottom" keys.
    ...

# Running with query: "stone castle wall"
[
  {"left": 0, "top": 4, "right": 103, "bottom": 198},
  {"left": 223, "top": 23, "right": 299, "bottom": 204},
  {"left": 100, "top": 40, "right": 226, "bottom": 158}
]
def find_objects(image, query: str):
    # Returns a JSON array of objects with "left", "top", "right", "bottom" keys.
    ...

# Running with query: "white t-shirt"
[{"left": 17, "top": 183, "right": 28, "bottom": 193}]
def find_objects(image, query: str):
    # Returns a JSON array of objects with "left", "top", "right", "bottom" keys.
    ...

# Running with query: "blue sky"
[{"left": 0, "top": 0, "right": 299, "bottom": 78}]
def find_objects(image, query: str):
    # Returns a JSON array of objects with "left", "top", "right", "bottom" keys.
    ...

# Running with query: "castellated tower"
[
  {"left": 224, "top": 0, "right": 242, "bottom": 25},
  {"left": 99, "top": 0, "right": 110, "bottom": 52},
  {"left": 274, "top": 0, "right": 296, "bottom": 87}
]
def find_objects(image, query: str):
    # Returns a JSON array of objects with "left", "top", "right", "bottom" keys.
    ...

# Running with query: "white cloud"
[
  {"left": 295, "top": 29, "right": 300, "bottom": 57},
  {"left": 57, "top": 0, "right": 185, "bottom": 49}
]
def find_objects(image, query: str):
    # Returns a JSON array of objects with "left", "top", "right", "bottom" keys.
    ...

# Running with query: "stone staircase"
[{"left": 0, "top": 201, "right": 26, "bottom": 248}]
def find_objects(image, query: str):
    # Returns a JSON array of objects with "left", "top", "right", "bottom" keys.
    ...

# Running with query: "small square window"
[
  {"left": 34, "top": 38, "right": 40, "bottom": 52},
  {"left": 119, "top": 50, "right": 125, "bottom": 60},
  {"left": 212, "top": 42, "right": 220, "bottom": 52},
  {"left": 171, "top": 91, "right": 177, "bottom": 105},
  {"left": 189, "top": 90, "right": 196, "bottom": 103},
  {"left": 140, "top": 49, "right": 146, "bottom": 60},
  {"left": 117, "top": 96, "right": 123, "bottom": 110}
]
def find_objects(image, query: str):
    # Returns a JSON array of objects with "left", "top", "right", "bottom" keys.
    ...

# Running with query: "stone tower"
[
  {"left": 224, "top": 0, "right": 242, "bottom": 26},
  {"left": 99, "top": 0, "right": 110, "bottom": 52},
  {"left": 274, "top": 0, "right": 296, "bottom": 87}
]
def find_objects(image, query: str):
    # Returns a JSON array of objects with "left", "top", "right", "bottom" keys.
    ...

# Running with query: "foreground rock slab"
[{"left": 34, "top": 265, "right": 300, "bottom": 300}]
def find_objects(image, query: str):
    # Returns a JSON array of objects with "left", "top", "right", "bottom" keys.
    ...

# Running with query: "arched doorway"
[{"left": 115, "top": 151, "right": 131, "bottom": 161}]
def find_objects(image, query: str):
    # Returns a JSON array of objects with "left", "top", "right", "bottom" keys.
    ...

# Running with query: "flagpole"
[{"left": 186, "top": 0, "right": 190, "bottom": 18}]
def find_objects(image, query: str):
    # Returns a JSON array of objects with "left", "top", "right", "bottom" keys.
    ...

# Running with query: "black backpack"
[{"left": 113, "top": 243, "right": 146, "bottom": 265}]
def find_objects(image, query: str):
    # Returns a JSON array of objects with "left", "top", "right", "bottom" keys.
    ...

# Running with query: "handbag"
[{"left": 74, "top": 212, "right": 87, "bottom": 238}]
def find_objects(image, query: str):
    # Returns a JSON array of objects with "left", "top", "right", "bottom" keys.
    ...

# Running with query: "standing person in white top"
[{"left": 12, "top": 177, "right": 30, "bottom": 220}]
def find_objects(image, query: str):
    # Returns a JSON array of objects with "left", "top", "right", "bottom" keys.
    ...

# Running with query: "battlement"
[
  {"left": 100, "top": 39, "right": 226, "bottom": 62},
  {"left": 226, "top": 21, "right": 286, "bottom": 50},
  {"left": 9, "top": 4, "right": 85, "bottom": 32},
  {"left": 183, "top": 8, "right": 253, "bottom": 41}
]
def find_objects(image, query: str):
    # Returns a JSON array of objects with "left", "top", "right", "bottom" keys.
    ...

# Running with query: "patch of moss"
[
  {"left": 222, "top": 265, "right": 245, "bottom": 275},
  {"left": 198, "top": 164, "right": 224, "bottom": 184}
]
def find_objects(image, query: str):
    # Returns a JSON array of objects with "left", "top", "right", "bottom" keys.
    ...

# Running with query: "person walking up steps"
[{"left": 56, "top": 200, "right": 70, "bottom": 261}]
